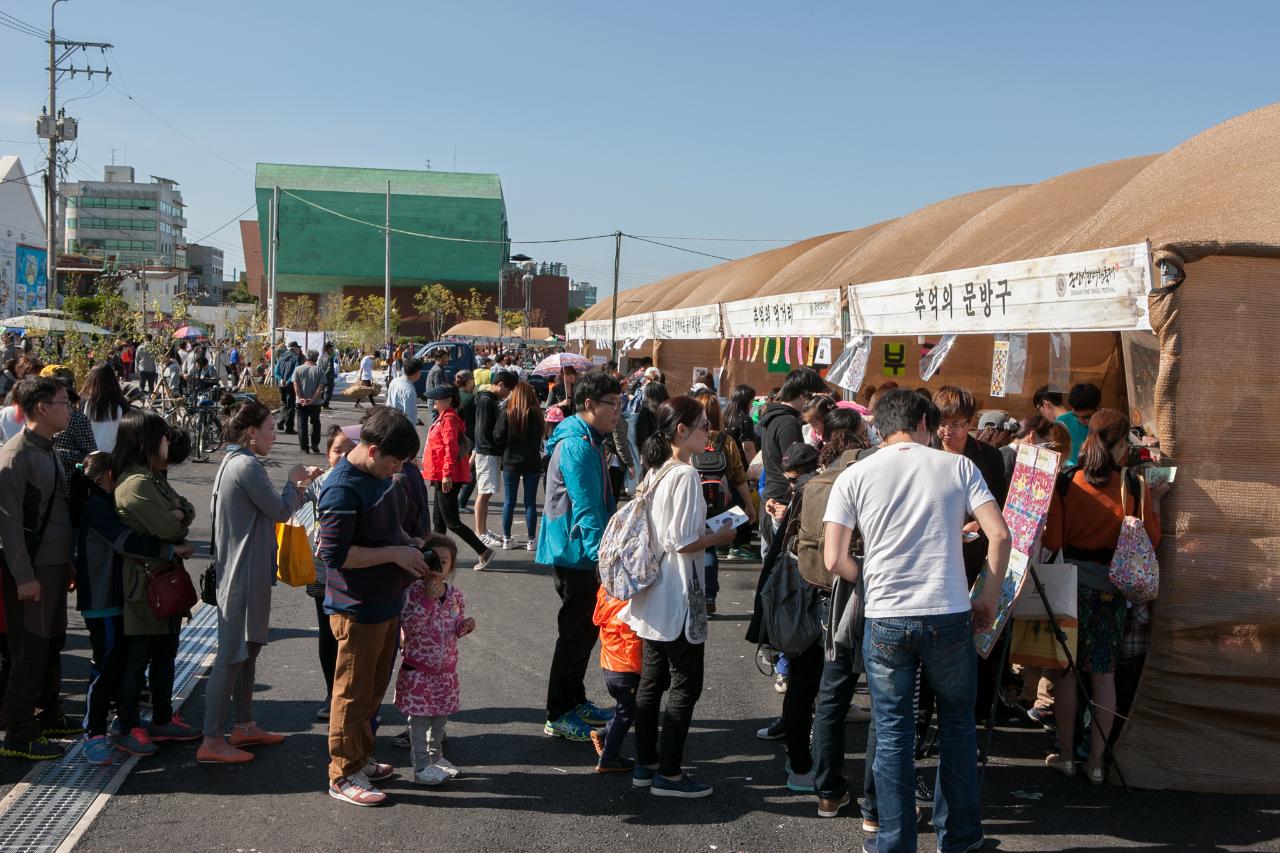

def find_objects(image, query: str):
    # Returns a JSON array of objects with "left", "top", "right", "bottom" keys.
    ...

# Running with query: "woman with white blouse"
[{"left": 625, "top": 396, "right": 737, "bottom": 800}]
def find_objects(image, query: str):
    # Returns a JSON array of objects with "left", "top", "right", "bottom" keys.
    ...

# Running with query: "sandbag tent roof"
[
  {"left": 443, "top": 320, "right": 554, "bottom": 340},
  {"left": 579, "top": 103, "right": 1280, "bottom": 794}
]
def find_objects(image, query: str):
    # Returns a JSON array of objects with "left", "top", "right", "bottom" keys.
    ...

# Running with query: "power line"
[
  {"left": 623, "top": 234, "right": 732, "bottom": 261},
  {"left": 629, "top": 234, "right": 799, "bottom": 243},
  {"left": 279, "top": 188, "right": 615, "bottom": 245},
  {"left": 106, "top": 81, "right": 251, "bottom": 176},
  {"left": 187, "top": 202, "right": 255, "bottom": 245},
  {"left": 0, "top": 11, "right": 45, "bottom": 38},
  {"left": 0, "top": 168, "right": 46, "bottom": 187}
]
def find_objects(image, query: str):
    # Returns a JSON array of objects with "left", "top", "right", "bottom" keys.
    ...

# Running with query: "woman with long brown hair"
[
  {"left": 1041, "top": 408, "right": 1166, "bottom": 783},
  {"left": 82, "top": 362, "right": 129, "bottom": 453},
  {"left": 493, "top": 381, "right": 545, "bottom": 550}
]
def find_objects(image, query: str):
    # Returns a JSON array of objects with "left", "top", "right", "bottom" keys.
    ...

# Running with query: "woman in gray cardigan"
[{"left": 197, "top": 400, "right": 321, "bottom": 765}]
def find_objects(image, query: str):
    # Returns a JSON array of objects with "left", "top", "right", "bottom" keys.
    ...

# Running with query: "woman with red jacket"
[{"left": 422, "top": 384, "right": 495, "bottom": 569}]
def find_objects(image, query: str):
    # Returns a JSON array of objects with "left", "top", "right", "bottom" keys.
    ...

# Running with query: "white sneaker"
[
  {"left": 501, "top": 535, "right": 511, "bottom": 550},
  {"left": 434, "top": 757, "right": 461, "bottom": 778},
  {"left": 474, "top": 550, "right": 495, "bottom": 571},
  {"left": 413, "top": 764, "right": 451, "bottom": 786},
  {"left": 524, "top": 540, "right": 536, "bottom": 551},
  {"left": 479, "top": 532, "right": 502, "bottom": 549}
]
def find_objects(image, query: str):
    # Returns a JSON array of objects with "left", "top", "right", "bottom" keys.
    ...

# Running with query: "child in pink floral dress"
[{"left": 394, "top": 535, "right": 476, "bottom": 786}]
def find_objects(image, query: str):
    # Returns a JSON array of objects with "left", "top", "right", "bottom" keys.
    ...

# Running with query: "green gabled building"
[{"left": 253, "top": 163, "right": 509, "bottom": 321}]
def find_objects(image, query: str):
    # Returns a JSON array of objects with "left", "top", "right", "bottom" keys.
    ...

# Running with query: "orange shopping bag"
[{"left": 275, "top": 523, "right": 316, "bottom": 587}]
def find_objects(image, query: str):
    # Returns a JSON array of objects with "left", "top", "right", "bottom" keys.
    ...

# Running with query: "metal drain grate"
[{"left": 0, "top": 604, "right": 219, "bottom": 852}]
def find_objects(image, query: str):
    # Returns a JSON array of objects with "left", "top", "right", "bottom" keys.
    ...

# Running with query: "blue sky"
[{"left": 1, "top": 1, "right": 1276, "bottom": 293}]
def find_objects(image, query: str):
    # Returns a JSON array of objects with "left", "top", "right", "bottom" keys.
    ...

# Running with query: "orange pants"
[{"left": 327, "top": 614, "right": 398, "bottom": 783}]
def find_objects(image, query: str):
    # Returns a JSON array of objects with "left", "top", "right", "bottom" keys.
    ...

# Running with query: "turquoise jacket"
[{"left": 535, "top": 415, "right": 616, "bottom": 571}]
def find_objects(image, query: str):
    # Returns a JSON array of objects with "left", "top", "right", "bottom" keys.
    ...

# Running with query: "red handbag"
[{"left": 146, "top": 560, "right": 199, "bottom": 618}]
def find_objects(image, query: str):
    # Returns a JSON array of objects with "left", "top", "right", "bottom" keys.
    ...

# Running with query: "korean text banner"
[
  {"left": 583, "top": 319, "right": 614, "bottom": 341},
  {"left": 653, "top": 304, "right": 723, "bottom": 340},
  {"left": 565, "top": 321, "right": 584, "bottom": 341},
  {"left": 847, "top": 243, "right": 1153, "bottom": 336},
  {"left": 721, "top": 288, "right": 842, "bottom": 338},
  {"left": 613, "top": 313, "right": 655, "bottom": 342}
]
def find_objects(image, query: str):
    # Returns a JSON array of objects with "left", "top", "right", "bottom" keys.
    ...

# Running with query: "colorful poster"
[
  {"left": 972, "top": 442, "right": 1062, "bottom": 659},
  {"left": 15, "top": 245, "right": 46, "bottom": 314},
  {"left": 990, "top": 340, "right": 1011, "bottom": 397}
]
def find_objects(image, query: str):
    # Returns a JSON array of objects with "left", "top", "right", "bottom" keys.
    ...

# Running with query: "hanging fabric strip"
[{"left": 750, "top": 337, "right": 761, "bottom": 362}]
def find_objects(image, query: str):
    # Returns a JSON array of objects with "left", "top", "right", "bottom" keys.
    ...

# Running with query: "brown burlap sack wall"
[{"left": 1111, "top": 255, "right": 1280, "bottom": 793}]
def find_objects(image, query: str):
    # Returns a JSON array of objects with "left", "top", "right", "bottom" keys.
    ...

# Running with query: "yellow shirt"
[{"left": 473, "top": 367, "right": 492, "bottom": 387}]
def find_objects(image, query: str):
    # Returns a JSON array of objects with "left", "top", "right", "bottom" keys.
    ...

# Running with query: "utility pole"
[
  {"left": 38, "top": 0, "right": 111, "bottom": 309},
  {"left": 609, "top": 231, "right": 621, "bottom": 364},
  {"left": 267, "top": 185, "right": 279, "bottom": 354},
  {"left": 384, "top": 180, "right": 391, "bottom": 348},
  {"left": 140, "top": 260, "right": 148, "bottom": 332}
]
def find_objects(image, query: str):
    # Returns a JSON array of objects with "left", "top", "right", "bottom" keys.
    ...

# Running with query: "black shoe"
[
  {"left": 755, "top": 717, "right": 786, "bottom": 740},
  {"left": 596, "top": 754, "right": 636, "bottom": 773},
  {"left": 285, "top": 430, "right": 298, "bottom": 435},
  {"left": 311, "top": 447, "right": 321, "bottom": 454},
  {"left": 39, "top": 712, "right": 84, "bottom": 738},
  {"left": 706, "top": 599, "right": 717, "bottom": 615},
  {"left": 914, "top": 771, "right": 934, "bottom": 807},
  {"left": 0, "top": 736, "right": 64, "bottom": 760}
]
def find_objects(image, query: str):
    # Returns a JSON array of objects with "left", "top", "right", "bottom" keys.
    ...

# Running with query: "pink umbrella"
[
  {"left": 172, "top": 325, "right": 206, "bottom": 340},
  {"left": 532, "top": 352, "right": 594, "bottom": 376}
]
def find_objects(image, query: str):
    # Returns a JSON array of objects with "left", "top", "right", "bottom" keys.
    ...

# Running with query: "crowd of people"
[{"left": 0, "top": 329, "right": 1170, "bottom": 852}]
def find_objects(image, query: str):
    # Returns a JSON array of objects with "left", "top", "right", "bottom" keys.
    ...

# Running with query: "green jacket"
[{"left": 115, "top": 465, "right": 195, "bottom": 635}]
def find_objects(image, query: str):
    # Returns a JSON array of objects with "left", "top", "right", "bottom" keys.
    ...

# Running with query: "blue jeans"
[
  {"left": 502, "top": 470, "right": 540, "bottom": 539},
  {"left": 864, "top": 611, "right": 981, "bottom": 853},
  {"left": 600, "top": 669, "right": 640, "bottom": 760},
  {"left": 812, "top": 640, "right": 862, "bottom": 799},
  {"left": 703, "top": 549, "right": 719, "bottom": 602}
]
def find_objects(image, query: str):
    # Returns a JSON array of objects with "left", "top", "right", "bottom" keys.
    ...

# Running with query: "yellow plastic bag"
[
  {"left": 275, "top": 522, "right": 316, "bottom": 587},
  {"left": 1010, "top": 617, "right": 1077, "bottom": 670}
]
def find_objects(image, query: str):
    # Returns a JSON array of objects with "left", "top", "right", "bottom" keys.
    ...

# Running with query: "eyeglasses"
[
  {"left": 40, "top": 399, "right": 71, "bottom": 408},
  {"left": 592, "top": 397, "right": 622, "bottom": 410},
  {"left": 937, "top": 419, "right": 971, "bottom": 433}
]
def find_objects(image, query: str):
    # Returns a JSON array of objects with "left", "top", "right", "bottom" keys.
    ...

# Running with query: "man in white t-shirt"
[{"left": 823, "top": 388, "right": 1009, "bottom": 853}]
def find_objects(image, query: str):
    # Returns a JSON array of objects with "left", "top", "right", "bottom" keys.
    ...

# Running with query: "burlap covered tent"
[{"left": 576, "top": 103, "right": 1280, "bottom": 793}]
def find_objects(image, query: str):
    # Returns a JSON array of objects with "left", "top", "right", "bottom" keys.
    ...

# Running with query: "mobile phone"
[{"left": 962, "top": 531, "right": 980, "bottom": 542}]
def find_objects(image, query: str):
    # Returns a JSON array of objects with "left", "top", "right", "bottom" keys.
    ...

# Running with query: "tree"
[
  {"left": 279, "top": 295, "right": 316, "bottom": 331},
  {"left": 227, "top": 279, "right": 258, "bottom": 305},
  {"left": 318, "top": 292, "right": 353, "bottom": 330},
  {"left": 352, "top": 295, "right": 396, "bottom": 352},
  {"left": 413, "top": 282, "right": 460, "bottom": 340},
  {"left": 567, "top": 306, "right": 585, "bottom": 323},
  {"left": 460, "top": 287, "right": 488, "bottom": 322},
  {"left": 497, "top": 310, "right": 525, "bottom": 338},
  {"left": 527, "top": 308, "right": 546, "bottom": 331}
]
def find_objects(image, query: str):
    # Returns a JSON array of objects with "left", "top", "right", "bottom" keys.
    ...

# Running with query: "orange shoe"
[
  {"left": 228, "top": 723, "right": 285, "bottom": 747},
  {"left": 196, "top": 739, "right": 254, "bottom": 764}
]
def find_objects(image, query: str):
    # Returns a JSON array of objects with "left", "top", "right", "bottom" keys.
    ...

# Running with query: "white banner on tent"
[
  {"left": 847, "top": 242, "right": 1153, "bottom": 336},
  {"left": 583, "top": 320, "right": 614, "bottom": 342},
  {"left": 721, "top": 288, "right": 842, "bottom": 338},
  {"left": 565, "top": 321, "right": 584, "bottom": 341},
  {"left": 614, "top": 313, "right": 655, "bottom": 342},
  {"left": 653, "top": 304, "right": 723, "bottom": 340}
]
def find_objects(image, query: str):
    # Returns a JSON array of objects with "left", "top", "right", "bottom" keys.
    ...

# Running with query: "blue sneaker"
[
  {"left": 651, "top": 773, "right": 714, "bottom": 799},
  {"left": 543, "top": 713, "right": 594, "bottom": 742},
  {"left": 575, "top": 701, "right": 614, "bottom": 727},
  {"left": 83, "top": 735, "right": 113, "bottom": 766},
  {"left": 631, "top": 764, "right": 657, "bottom": 788},
  {"left": 785, "top": 760, "right": 815, "bottom": 793}
]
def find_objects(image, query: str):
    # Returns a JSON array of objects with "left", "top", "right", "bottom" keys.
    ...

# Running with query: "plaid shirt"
[
  {"left": 1121, "top": 601, "right": 1152, "bottom": 659},
  {"left": 54, "top": 410, "right": 98, "bottom": 484}
]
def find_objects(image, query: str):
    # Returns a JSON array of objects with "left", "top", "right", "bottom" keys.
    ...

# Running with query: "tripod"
[{"left": 978, "top": 561, "right": 1130, "bottom": 793}]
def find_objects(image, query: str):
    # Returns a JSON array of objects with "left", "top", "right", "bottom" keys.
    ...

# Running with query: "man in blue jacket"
[{"left": 536, "top": 370, "right": 623, "bottom": 741}]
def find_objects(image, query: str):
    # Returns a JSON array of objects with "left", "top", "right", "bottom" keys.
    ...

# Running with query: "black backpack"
[{"left": 691, "top": 433, "right": 731, "bottom": 515}]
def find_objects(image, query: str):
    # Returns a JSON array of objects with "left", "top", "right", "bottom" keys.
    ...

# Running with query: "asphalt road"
[{"left": 1, "top": 404, "right": 1275, "bottom": 852}]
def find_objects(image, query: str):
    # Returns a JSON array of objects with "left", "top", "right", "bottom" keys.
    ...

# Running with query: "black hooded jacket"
[{"left": 759, "top": 401, "right": 805, "bottom": 501}]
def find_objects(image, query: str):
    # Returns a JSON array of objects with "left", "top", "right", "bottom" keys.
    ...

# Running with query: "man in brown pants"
[
  {"left": 0, "top": 377, "right": 82, "bottom": 760},
  {"left": 316, "top": 407, "right": 436, "bottom": 806}
]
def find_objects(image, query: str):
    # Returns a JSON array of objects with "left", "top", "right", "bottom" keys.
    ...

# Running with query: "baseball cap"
[
  {"left": 424, "top": 385, "right": 455, "bottom": 400},
  {"left": 977, "top": 410, "right": 1014, "bottom": 430},
  {"left": 781, "top": 441, "right": 819, "bottom": 473}
]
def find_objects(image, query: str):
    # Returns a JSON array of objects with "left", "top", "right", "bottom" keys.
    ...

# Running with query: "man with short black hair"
[
  {"left": 385, "top": 357, "right": 423, "bottom": 424},
  {"left": 293, "top": 350, "right": 326, "bottom": 453},
  {"left": 0, "top": 377, "right": 78, "bottom": 760},
  {"left": 823, "top": 388, "right": 1009, "bottom": 852},
  {"left": 425, "top": 350, "right": 449, "bottom": 395},
  {"left": 536, "top": 370, "right": 622, "bottom": 742},
  {"left": 276, "top": 341, "right": 302, "bottom": 434},
  {"left": 1062, "top": 382, "right": 1102, "bottom": 465},
  {"left": 472, "top": 370, "right": 516, "bottom": 546},
  {"left": 1032, "top": 385, "right": 1069, "bottom": 423},
  {"left": 759, "top": 367, "right": 829, "bottom": 551},
  {"left": 321, "top": 342, "right": 338, "bottom": 410},
  {"left": 318, "top": 406, "right": 435, "bottom": 806}
]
